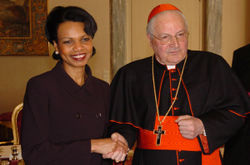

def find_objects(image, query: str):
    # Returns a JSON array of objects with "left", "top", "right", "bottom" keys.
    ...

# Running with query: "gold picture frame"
[{"left": 0, "top": 0, "right": 48, "bottom": 56}]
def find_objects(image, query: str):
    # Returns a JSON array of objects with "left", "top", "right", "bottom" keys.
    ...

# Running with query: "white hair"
[{"left": 146, "top": 10, "right": 188, "bottom": 35}]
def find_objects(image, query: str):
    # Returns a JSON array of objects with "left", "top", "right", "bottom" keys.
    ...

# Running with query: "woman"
[{"left": 21, "top": 6, "right": 127, "bottom": 165}]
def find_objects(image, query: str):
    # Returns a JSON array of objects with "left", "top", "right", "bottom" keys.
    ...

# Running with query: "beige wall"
[
  {"left": 0, "top": 0, "right": 249, "bottom": 113},
  {"left": 221, "top": 0, "right": 250, "bottom": 64},
  {"left": 0, "top": 56, "right": 56, "bottom": 113},
  {"left": 0, "top": 0, "right": 110, "bottom": 113}
]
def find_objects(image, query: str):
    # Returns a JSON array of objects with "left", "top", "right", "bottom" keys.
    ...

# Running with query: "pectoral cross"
[{"left": 153, "top": 125, "right": 165, "bottom": 146}]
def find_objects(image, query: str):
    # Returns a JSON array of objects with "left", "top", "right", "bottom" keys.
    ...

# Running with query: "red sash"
[{"left": 137, "top": 116, "right": 221, "bottom": 165}]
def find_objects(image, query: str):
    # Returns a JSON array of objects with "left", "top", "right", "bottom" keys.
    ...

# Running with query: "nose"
[
  {"left": 168, "top": 36, "right": 179, "bottom": 48},
  {"left": 73, "top": 41, "right": 84, "bottom": 52}
]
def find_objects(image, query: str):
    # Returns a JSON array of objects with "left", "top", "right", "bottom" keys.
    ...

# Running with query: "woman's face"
[{"left": 53, "top": 21, "right": 93, "bottom": 70}]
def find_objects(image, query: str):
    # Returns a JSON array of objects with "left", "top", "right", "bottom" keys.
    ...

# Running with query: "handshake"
[{"left": 91, "top": 132, "right": 129, "bottom": 163}]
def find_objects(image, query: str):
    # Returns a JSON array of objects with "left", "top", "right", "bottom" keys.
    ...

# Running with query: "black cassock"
[{"left": 109, "top": 50, "right": 249, "bottom": 165}]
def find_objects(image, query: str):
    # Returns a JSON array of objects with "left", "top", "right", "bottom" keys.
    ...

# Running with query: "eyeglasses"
[{"left": 150, "top": 31, "right": 188, "bottom": 45}]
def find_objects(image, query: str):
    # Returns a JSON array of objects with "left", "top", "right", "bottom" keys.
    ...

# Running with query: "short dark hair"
[{"left": 45, "top": 6, "right": 97, "bottom": 60}]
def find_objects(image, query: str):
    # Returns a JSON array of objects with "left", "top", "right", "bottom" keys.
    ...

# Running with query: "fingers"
[
  {"left": 179, "top": 129, "right": 197, "bottom": 139},
  {"left": 111, "top": 132, "right": 128, "bottom": 146},
  {"left": 104, "top": 147, "right": 128, "bottom": 162},
  {"left": 175, "top": 115, "right": 191, "bottom": 123},
  {"left": 175, "top": 115, "right": 205, "bottom": 139},
  {"left": 102, "top": 134, "right": 129, "bottom": 163},
  {"left": 111, "top": 140, "right": 128, "bottom": 162},
  {"left": 102, "top": 152, "right": 113, "bottom": 159},
  {"left": 103, "top": 151, "right": 127, "bottom": 163},
  {"left": 111, "top": 132, "right": 129, "bottom": 162},
  {"left": 111, "top": 150, "right": 126, "bottom": 163}
]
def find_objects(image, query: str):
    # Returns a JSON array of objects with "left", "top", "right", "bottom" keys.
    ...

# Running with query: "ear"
[
  {"left": 53, "top": 41, "right": 59, "bottom": 52},
  {"left": 147, "top": 33, "right": 153, "bottom": 47}
]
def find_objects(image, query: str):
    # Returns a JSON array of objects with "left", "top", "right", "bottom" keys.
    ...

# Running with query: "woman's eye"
[
  {"left": 63, "top": 40, "right": 72, "bottom": 44},
  {"left": 82, "top": 37, "right": 90, "bottom": 42}
]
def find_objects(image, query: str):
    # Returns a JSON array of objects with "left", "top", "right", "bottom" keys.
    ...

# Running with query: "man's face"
[{"left": 148, "top": 11, "right": 188, "bottom": 65}]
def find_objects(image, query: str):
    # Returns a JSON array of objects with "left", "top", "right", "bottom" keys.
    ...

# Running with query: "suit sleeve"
[
  {"left": 108, "top": 68, "right": 138, "bottom": 148},
  {"left": 21, "top": 79, "right": 92, "bottom": 165},
  {"left": 198, "top": 56, "right": 249, "bottom": 154}
]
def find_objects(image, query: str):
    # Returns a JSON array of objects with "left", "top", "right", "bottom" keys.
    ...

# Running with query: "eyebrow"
[
  {"left": 58, "top": 34, "right": 90, "bottom": 40},
  {"left": 158, "top": 30, "right": 186, "bottom": 36}
]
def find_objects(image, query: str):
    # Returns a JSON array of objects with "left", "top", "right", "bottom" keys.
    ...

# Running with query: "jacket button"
[
  {"left": 96, "top": 113, "right": 102, "bottom": 119},
  {"left": 76, "top": 112, "right": 82, "bottom": 119}
]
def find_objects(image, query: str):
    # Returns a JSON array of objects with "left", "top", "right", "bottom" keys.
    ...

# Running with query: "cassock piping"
[{"left": 228, "top": 110, "right": 247, "bottom": 118}]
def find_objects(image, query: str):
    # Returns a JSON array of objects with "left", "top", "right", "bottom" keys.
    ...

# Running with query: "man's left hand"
[{"left": 175, "top": 115, "right": 205, "bottom": 139}]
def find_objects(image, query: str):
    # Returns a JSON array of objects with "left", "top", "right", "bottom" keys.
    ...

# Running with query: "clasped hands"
[
  {"left": 91, "top": 132, "right": 129, "bottom": 163},
  {"left": 91, "top": 115, "right": 204, "bottom": 162}
]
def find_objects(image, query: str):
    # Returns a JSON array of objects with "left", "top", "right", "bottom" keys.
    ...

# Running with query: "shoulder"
[
  {"left": 234, "top": 44, "right": 250, "bottom": 54},
  {"left": 111, "top": 57, "right": 152, "bottom": 87},
  {"left": 115, "top": 56, "right": 152, "bottom": 76},
  {"left": 25, "top": 68, "right": 57, "bottom": 94},
  {"left": 188, "top": 49, "right": 224, "bottom": 59},
  {"left": 188, "top": 50, "right": 229, "bottom": 65},
  {"left": 233, "top": 44, "right": 250, "bottom": 59},
  {"left": 187, "top": 50, "right": 232, "bottom": 76},
  {"left": 28, "top": 70, "right": 54, "bottom": 86}
]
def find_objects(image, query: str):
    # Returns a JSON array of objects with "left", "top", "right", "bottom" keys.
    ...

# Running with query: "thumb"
[{"left": 111, "top": 132, "right": 119, "bottom": 141}]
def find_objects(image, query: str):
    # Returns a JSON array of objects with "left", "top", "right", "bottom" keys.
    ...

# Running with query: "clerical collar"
[
  {"left": 154, "top": 56, "right": 183, "bottom": 71},
  {"left": 154, "top": 54, "right": 189, "bottom": 70},
  {"left": 166, "top": 65, "right": 176, "bottom": 70}
]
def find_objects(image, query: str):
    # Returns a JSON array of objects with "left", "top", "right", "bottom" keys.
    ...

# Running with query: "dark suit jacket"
[
  {"left": 223, "top": 44, "right": 250, "bottom": 165},
  {"left": 232, "top": 44, "right": 250, "bottom": 91},
  {"left": 21, "top": 62, "right": 110, "bottom": 165}
]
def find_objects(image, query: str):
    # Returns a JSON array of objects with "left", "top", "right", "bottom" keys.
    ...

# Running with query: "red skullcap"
[{"left": 147, "top": 4, "right": 182, "bottom": 23}]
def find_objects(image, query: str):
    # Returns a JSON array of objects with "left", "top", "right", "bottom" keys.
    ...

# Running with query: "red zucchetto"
[{"left": 147, "top": 4, "right": 182, "bottom": 23}]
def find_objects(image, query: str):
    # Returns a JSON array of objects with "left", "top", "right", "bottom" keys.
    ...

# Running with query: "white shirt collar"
[{"left": 166, "top": 65, "right": 176, "bottom": 70}]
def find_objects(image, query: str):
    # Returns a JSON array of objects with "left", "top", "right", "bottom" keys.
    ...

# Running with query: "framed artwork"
[{"left": 0, "top": 0, "right": 48, "bottom": 56}]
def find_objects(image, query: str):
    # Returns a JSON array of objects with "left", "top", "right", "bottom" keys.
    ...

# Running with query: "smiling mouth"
[{"left": 72, "top": 54, "right": 86, "bottom": 59}]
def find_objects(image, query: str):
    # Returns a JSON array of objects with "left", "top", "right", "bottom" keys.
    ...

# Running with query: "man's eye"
[
  {"left": 161, "top": 35, "right": 170, "bottom": 40},
  {"left": 177, "top": 32, "right": 185, "bottom": 37}
]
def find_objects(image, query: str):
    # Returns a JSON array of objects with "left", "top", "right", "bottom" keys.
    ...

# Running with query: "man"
[
  {"left": 108, "top": 4, "right": 249, "bottom": 165},
  {"left": 231, "top": 44, "right": 250, "bottom": 93},
  {"left": 223, "top": 44, "right": 250, "bottom": 165}
]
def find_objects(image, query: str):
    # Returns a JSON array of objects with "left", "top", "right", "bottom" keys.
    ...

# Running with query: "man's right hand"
[{"left": 102, "top": 132, "right": 129, "bottom": 163}]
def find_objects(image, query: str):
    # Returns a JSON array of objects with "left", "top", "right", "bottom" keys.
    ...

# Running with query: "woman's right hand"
[{"left": 91, "top": 134, "right": 128, "bottom": 162}]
